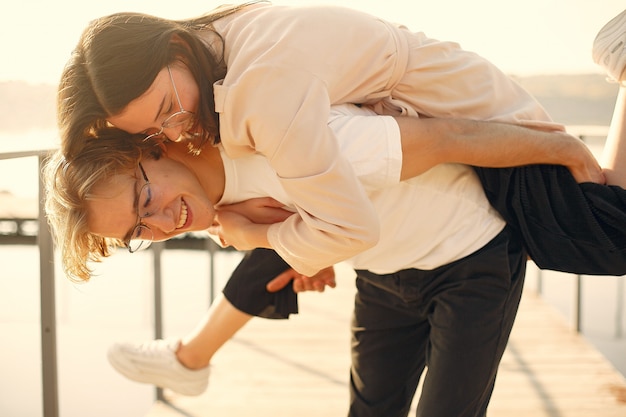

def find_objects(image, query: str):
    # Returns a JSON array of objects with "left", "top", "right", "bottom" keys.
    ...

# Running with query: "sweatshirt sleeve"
[{"left": 215, "top": 66, "right": 380, "bottom": 275}]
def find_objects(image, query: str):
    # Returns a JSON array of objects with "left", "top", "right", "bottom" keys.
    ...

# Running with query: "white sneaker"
[
  {"left": 592, "top": 9, "right": 626, "bottom": 84},
  {"left": 107, "top": 339, "right": 210, "bottom": 396}
]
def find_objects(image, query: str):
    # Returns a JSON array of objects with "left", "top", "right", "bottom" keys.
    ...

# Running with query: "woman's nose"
[{"left": 163, "top": 125, "right": 185, "bottom": 142}]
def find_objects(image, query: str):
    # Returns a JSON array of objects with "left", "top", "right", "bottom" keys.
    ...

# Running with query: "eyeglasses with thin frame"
[
  {"left": 125, "top": 163, "right": 155, "bottom": 253},
  {"left": 143, "top": 65, "right": 195, "bottom": 142}
]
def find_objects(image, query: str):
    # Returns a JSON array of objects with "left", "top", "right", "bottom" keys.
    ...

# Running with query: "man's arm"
[{"left": 396, "top": 117, "right": 605, "bottom": 184}]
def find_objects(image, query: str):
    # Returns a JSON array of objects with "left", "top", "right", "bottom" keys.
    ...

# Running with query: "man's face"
[{"left": 86, "top": 155, "right": 216, "bottom": 244}]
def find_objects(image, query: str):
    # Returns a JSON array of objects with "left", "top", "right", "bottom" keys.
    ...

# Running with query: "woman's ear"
[{"left": 155, "top": 140, "right": 168, "bottom": 153}]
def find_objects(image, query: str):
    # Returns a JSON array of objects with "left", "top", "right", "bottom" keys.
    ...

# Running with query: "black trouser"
[
  {"left": 223, "top": 165, "right": 626, "bottom": 322},
  {"left": 475, "top": 165, "right": 626, "bottom": 276},
  {"left": 222, "top": 247, "right": 298, "bottom": 319},
  {"left": 349, "top": 226, "right": 526, "bottom": 417}
]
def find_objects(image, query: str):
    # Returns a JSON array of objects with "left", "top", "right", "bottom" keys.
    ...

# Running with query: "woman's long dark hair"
[{"left": 58, "top": 1, "right": 265, "bottom": 157}]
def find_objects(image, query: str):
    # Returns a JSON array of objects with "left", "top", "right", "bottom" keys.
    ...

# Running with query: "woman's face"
[
  {"left": 108, "top": 64, "right": 200, "bottom": 142},
  {"left": 86, "top": 155, "right": 216, "bottom": 244}
]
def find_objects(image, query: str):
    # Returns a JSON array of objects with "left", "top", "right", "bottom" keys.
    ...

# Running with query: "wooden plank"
[{"left": 144, "top": 265, "right": 626, "bottom": 417}]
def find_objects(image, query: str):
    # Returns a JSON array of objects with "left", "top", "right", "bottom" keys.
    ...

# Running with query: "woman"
[
  {"left": 52, "top": 4, "right": 626, "bottom": 416},
  {"left": 57, "top": 1, "right": 605, "bottom": 278}
]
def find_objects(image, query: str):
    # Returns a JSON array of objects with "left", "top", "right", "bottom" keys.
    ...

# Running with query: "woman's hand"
[
  {"left": 266, "top": 266, "right": 337, "bottom": 293},
  {"left": 208, "top": 197, "right": 293, "bottom": 250},
  {"left": 218, "top": 197, "right": 293, "bottom": 224}
]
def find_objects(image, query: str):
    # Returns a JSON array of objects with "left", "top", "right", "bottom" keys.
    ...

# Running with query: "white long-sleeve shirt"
[{"left": 217, "top": 104, "right": 505, "bottom": 273}]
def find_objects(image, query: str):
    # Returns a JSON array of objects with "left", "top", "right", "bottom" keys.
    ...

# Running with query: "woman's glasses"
[{"left": 143, "top": 66, "right": 195, "bottom": 142}]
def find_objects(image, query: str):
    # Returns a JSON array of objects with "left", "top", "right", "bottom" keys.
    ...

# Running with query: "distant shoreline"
[{"left": 0, "top": 73, "right": 620, "bottom": 133}]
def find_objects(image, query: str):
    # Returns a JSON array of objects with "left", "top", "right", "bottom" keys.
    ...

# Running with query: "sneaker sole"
[
  {"left": 592, "top": 9, "right": 626, "bottom": 66},
  {"left": 107, "top": 348, "right": 208, "bottom": 396}
]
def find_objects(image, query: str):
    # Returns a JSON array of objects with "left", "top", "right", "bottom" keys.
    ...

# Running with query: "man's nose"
[{"left": 143, "top": 210, "right": 178, "bottom": 236}]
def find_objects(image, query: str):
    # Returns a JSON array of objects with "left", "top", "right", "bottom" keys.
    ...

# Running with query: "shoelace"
[{"left": 130, "top": 339, "right": 176, "bottom": 357}]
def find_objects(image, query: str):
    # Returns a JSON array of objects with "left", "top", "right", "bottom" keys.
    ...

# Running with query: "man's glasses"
[
  {"left": 143, "top": 66, "right": 195, "bottom": 142},
  {"left": 125, "top": 163, "right": 155, "bottom": 253}
]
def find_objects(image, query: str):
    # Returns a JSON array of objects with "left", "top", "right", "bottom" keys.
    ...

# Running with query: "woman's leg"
[
  {"left": 602, "top": 86, "right": 626, "bottom": 187},
  {"left": 106, "top": 294, "right": 252, "bottom": 396},
  {"left": 469, "top": 12, "right": 626, "bottom": 277},
  {"left": 107, "top": 248, "right": 295, "bottom": 395},
  {"left": 178, "top": 247, "right": 297, "bottom": 368},
  {"left": 177, "top": 293, "right": 252, "bottom": 369},
  {"left": 594, "top": 9, "right": 626, "bottom": 186}
]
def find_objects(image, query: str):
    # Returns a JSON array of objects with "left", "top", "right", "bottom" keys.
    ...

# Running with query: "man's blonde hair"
[{"left": 44, "top": 128, "right": 161, "bottom": 282}]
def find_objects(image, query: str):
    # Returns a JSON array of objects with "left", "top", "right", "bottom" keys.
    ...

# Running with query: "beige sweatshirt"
[{"left": 208, "top": 2, "right": 561, "bottom": 275}]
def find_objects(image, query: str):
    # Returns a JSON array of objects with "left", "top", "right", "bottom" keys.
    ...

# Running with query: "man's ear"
[{"left": 146, "top": 140, "right": 167, "bottom": 160}]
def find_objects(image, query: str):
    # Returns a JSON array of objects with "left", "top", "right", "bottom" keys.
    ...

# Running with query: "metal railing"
[
  {"left": 150, "top": 238, "right": 221, "bottom": 403},
  {"left": 535, "top": 270, "right": 584, "bottom": 331},
  {"left": 0, "top": 148, "right": 58, "bottom": 417}
]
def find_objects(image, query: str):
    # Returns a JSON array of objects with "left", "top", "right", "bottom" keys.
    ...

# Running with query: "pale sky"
[{"left": 1, "top": 0, "right": 625, "bottom": 85}]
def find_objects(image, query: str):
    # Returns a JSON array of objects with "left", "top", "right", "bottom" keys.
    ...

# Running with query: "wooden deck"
[{"left": 145, "top": 264, "right": 626, "bottom": 417}]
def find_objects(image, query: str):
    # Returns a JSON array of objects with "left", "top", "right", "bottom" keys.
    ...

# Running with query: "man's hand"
[
  {"left": 266, "top": 266, "right": 336, "bottom": 293},
  {"left": 559, "top": 133, "right": 606, "bottom": 184}
]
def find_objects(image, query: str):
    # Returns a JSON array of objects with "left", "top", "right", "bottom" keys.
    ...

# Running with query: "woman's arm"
[
  {"left": 210, "top": 197, "right": 291, "bottom": 249},
  {"left": 396, "top": 117, "right": 605, "bottom": 184}
]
